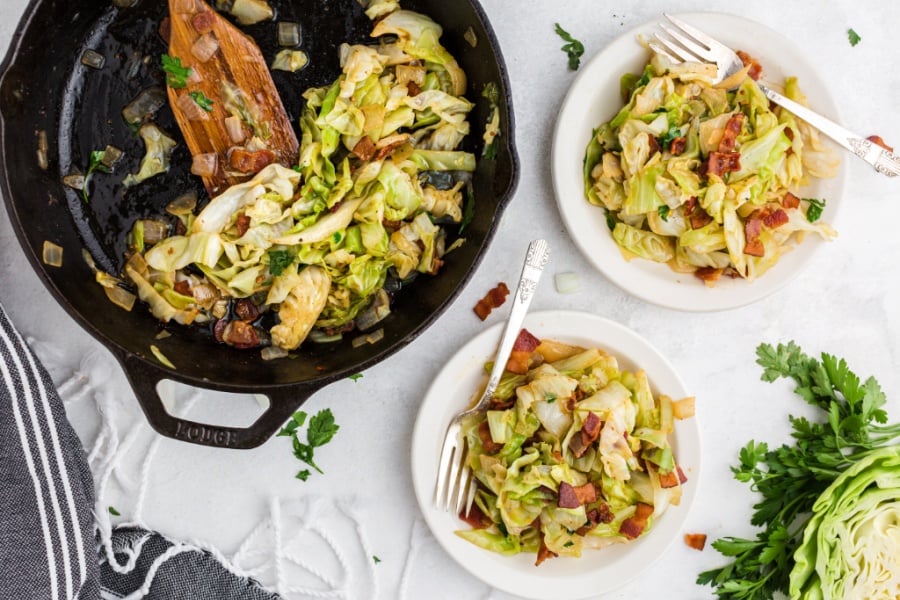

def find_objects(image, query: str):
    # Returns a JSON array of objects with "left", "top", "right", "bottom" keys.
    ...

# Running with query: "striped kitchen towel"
[{"left": 0, "top": 305, "right": 278, "bottom": 600}]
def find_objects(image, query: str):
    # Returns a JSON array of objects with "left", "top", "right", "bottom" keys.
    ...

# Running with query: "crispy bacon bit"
[
  {"left": 867, "top": 135, "right": 894, "bottom": 152},
  {"left": 619, "top": 502, "right": 654, "bottom": 540},
  {"left": 689, "top": 207, "right": 713, "bottom": 230},
  {"left": 473, "top": 282, "right": 510, "bottom": 320},
  {"left": 406, "top": 81, "right": 422, "bottom": 97},
  {"left": 694, "top": 267, "right": 723, "bottom": 285},
  {"left": 477, "top": 421, "right": 503, "bottom": 454},
  {"left": 558, "top": 482, "right": 597, "bottom": 508},
  {"left": 684, "top": 196, "right": 698, "bottom": 215},
  {"left": 684, "top": 533, "right": 707, "bottom": 551},
  {"left": 677, "top": 465, "right": 688, "bottom": 484},
  {"left": 506, "top": 329, "right": 541, "bottom": 374},
  {"left": 717, "top": 113, "right": 745, "bottom": 153},
  {"left": 658, "top": 469, "right": 681, "bottom": 489},
  {"left": 535, "top": 532, "right": 557, "bottom": 566},
  {"left": 489, "top": 397, "right": 515, "bottom": 410},
  {"left": 705, "top": 151, "right": 742, "bottom": 177},
  {"left": 229, "top": 148, "right": 276, "bottom": 174},
  {"left": 222, "top": 320, "right": 260, "bottom": 349},
  {"left": 352, "top": 136, "right": 376, "bottom": 161},
  {"left": 213, "top": 318, "right": 228, "bottom": 343},
  {"left": 784, "top": 127, "right": 795, "bottom": 142},
  {"left": 374, "top": 136, "right": 410, "bottom": 161},
  {"left": 459, "top": 501, "right": 492, "bottom": 529},
  {"left": 762, "top": 208, "right": 789, "bottom": 229},
  {"left": 234, "top": 298, "right": 260, "bottom": 322},
  {"left": 235, "top": 213, "right": 251, "bottom": 237},
  {"left": 669, "top": 136, "right": 686, "bottom": 156},
  {"left": 569, "top": 412, "right": 603, "bottom": 458},
  {"left": 736, "top": 50, "right": 762, "bottom": 80},
  {"left": 191, "top": 11, "right": 215, "bottom": 34},
  {"left": 575, "top": 504, "right": 615, "bottom": 536},
  {"left": 646, "top": 133, "right": 660, "bottom": 157},
  {"left": 782, "top": 191, "right": 801, "bottom": 209},
  {"left": 744, "top": 216, "right": 765, "bottom": 257},
  {"left": 159, "top": 17, "right": 172, "bottom": 44},
  {"left": 173, "top": 280, "right": 191, "bottom": 296}
]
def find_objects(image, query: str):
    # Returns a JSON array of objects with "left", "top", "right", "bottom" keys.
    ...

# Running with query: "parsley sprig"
[
  {"left": 162, "top": 54, "right": 192, "bottom": 89},
  {"left": 83, "top": 149, "right": 111, "bottom": 203},
  {"left": 804, "top": 197, "right": 826, "bottom": 222},
  {"left": 189, "top": 91, "right": 214, "bottom": 112},
  {"left": 278, "top": 408, "right": 340, "bottom": 481},
  {"left": 554, "top": 23, "right": 584, "bottom": 71},
  {"left": 697, "top": 341, "right": 900, "bottom": 599}
]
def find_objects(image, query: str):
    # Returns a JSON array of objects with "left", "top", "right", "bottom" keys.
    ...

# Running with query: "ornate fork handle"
[{"left": 758, "top": 83, "right": 899, "bottom": 178}]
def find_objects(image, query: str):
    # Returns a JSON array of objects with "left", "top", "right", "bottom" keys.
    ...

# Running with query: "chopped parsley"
[
  {"left": 847, "top": 28, "right": 862, "bottom": 47},
  {"left": 372, "top": 555, "right": 381, "bottom": 564},
  {"left": 658, "top": 125, "right": 682, "bottom": 150},
  {"left": 658, "top": 205, "right": 671, "bottom": 222},
  {"left": 161, "top": 54, "right": 192, "bottom": 89},
  {"left": 82, "top": 149, "right": 111, "bottom": 203},
  {"left": 267, "top": 249, "right": 294, "bottom": 275},
  {"left": 349, "top": 373, "right": 363, "bottom": 382},
  {"left": 189, "top": 90, "right": 214, "bottom": 112},
  {"left": 108, "top": 506, "right": 121, "bottom": 516},
  {"left": 605, "top": 210, "right": 616, "bottom": 232},
  {"left": 563, "top": 540, "right": 574, "bottom": 548},
  {"left": 280, "top": 408, "right": 340, "bottom": 481},
  {"left": 554, "top": 23, "right": 584, "bottom": 70},
  {"left": 458, "top": 188, "right": 475, "bottom": 233},
  {"left": 804, "top": 197, "right": 826, "bottom": 223},
  {"left": 545, "top": 392, "right": 557, "bottom": 403}
]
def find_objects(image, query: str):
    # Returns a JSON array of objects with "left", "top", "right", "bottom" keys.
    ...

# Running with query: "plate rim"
[
  {"left": 550, "top": 11, "right": 848, "bottom": 312},
  {"left": 410, "top": 309, "right": 702, "bottom": 600}
]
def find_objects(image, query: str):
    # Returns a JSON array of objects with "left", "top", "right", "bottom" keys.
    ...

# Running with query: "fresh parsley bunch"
[{"left": 697, "top": 342, "right": 900, "bottom": 599}]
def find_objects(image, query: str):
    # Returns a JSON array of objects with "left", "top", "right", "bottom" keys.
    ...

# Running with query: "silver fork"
[
  {"left": 433, "top": 238, "right": 550, "bottom": 516},
  {"left": 651, "top": 13, "right": 900, "bottom": 177}
]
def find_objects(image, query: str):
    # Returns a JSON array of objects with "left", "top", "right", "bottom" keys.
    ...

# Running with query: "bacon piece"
[
  {"left": 647, "top": 133, "right": 660, "bottom": 157},
  {"left": 406, "top": 81, "right": 422, "bottom": 97},
  {"left": 236, "top": 213, "right": 251, "bottom": 237},
  {"left": 658, "top": 469, "right": 681, "bottom": 489},
  {"left": 569, "top": 412, "right": 603, "bottom": 458},
  {"left": 784, "top": 127, "right": 795, "bottom": 142},
  {"left": 743, "top": 216, "right": 764, "bottom": 257},
  {"left": 717, "top": 113, "right": 745, "bottom": 153},
  {"left": 684, "top": 196, "right": 698, "bottom": 215},
  {"left": 174, "top": 280, "right": 191, "bottom": 296},
  {"left": 535, "top": 531, "right": 557, "bottom": 566},
  {"left": 473, "top": 282, "right": 510, "bottom": 320},
  {"left": 489, "top": 397, "right": 516, "bottom": 410},
  {"left": 669, "top": 136, "right": 686, "bottom": 156},
  {"left": 459, "top": 501, "right": 492, "bottom": 529},
  {"left": 575, "top": 503, "right": 615, "bottom": 536},
  {"left": 736, "top": 50, "right": 762, "bottom": 80},
  {"left": 228, "top": 148, "right": 276, "bottom": 174},
  {"left": 234, "top": 298, "right": 260, "bottom": 322},
  {"left": 222, "top": 320, "right": 260, "bottom": 349},
  {"left": 352, "top": 136, "right": 376, "bottom": 161},
  {"left": 159, "top": 17, "right": 172, "bottom": 44},
  {"left": 689, "top": 207, "right": 713, "bottom": 230},
  {"left": 191, "top": 11, "right": 215, "bottom": 34},
  {"left": 619, "top": 502, "right": 654, "bottom": 540},
  {"left": 677, "top": 465, "right": 688, "bottom": 484},
  {"left": 558, "top": 482, "right": 597, "bottom": 508},
  {"left": 684, "top": 533, "right": 707, "bottom": 551},
  {"left": 868, "top": 135, "right": 894, "bottom": 152},
  {"left": 213, "top": 318, "right": 228, "bottom": 343},
  {"left": 762, "top": 208, "right": 789, "bottom": 229},
  {"left": 374, "top": 136, "right": 410, "bottom": 161},
  {"left": 694, "top": 267, "right": 723, "bottom": 285},
  {"left": 705, "top": 151, "right": 741, "bottom": 177},
  {"left": 505, "top": 329, "right": 541, "bottom": 374},
  {"left": 477, "top": 421, "right": 503, "bottom": 454},
  {"left": 782, "top": 191, "right": 801, "bottom": 209}
]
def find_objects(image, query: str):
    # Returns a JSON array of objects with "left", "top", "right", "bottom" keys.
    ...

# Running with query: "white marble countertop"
[{"left": 1, "top": 1, "right": 899, "bottom": 598}]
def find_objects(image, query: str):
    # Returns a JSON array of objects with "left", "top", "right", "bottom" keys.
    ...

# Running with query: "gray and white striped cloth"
[{"left": 0, "top": 304, "right": 278, "bottom": 600}]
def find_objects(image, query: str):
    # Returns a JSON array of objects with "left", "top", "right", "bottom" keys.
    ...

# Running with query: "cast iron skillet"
[{"left": 0, "top": 0, "right": 517, "bottom": 448}]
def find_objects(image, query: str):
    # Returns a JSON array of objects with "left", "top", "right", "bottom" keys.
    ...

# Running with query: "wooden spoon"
[{"left": 166, "top": 0, "right": 298, "bottom": 197}]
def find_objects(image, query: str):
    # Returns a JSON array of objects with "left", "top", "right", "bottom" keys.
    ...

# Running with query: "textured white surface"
[{"left": 1, "top": 1, "right": 899, "bottom": 599}]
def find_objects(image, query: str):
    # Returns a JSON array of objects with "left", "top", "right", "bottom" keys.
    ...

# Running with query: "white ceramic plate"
[
  {"left": 410, "top": 310, "right": 701, "bottom": 600},
  {"left": 551, "top": 13, "right": 847, "bottom": 312}
]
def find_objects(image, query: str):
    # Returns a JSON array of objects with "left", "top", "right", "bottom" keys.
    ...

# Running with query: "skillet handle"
[{"left": 118, "top": 353, "right": 318, "bottom": 450}]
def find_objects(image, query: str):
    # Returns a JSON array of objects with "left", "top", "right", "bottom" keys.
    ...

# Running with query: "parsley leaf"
[
  {"left": 545, "top": 392, "right": 557, "bottom": 403},
  {"left": 605, "top": 210, "right": 616, "bottom": 232},
  {"left": 657, "top": 205, "right": 670, "bottom": 222},
  {"left": 307, "top": 408, "right": 340, "bottom": 448},
  {"left": 108, "top": 506, "right": 121, "bottom": 516},
  {"left": 295, "top": 469, "right": 311, "bottom": 481},
  {"left": 82, "top": 149, "right": 112, "bottom": 203},
  {"left": 804, "top": 197, "right": 826, "bottom": 222},
  {"left": 554, "top": 23, "right": 585, "bottom": 71},
  {"left": 161, "top": 54, "right": 192, "bottom": 89},
  {"left": 458, "top": 188, "right": 475, "bottom": 234},
  {"left": 847, "top": 28, "right": 862, "bottom": 47},
  {"left": 349, "top": 373, "right": 363, "bottom": 382},
  {"left": 280, "top": 408, "right": 340, "bottom": 481},
  {"left": 372, "top": 555, "right": 381, "bottom": 564},
  {"left": 277, "top": 410, "right": 307, "bottom": 437},
  {"left": 267, "top": 249, "right": 294, "bottom": 275},
  {"left": 189, "top": 90, "right": 214, "bottom": 112}
]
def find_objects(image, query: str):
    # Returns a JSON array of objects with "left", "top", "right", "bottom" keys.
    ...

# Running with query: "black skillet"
[{"left": 0, "top": 0, "right": 518, "bottom": 448}]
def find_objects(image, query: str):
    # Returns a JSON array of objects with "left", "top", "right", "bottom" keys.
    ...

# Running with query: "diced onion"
[
  {"left": 351, "top": 327, "right": 384, "bottom": 347},
  {"left": 36, "top": 130, "right": 48, "bottom": 170},
  {"left": 166, "top": 191, "right": 198, "bottom": 215},
  {"left": 122, "top": 87, "right": 166, "bottom": 126},
  {"left": 191, "top": 152, "right": 218, "bottom": 177},
  {"left": 229, "top": 0, "right": 274, "bottom": 25},
  {"left": 155, "top": 330, "right": 172, "bottom": 340},
  {"left": 277, "top": 22, "right": 301, "bottom": 47},
  {"left": 62, "top": 173, "right": 85, "bottom": 191},
  {"left": 554, "top": 271, "right": 581, "bottom": 294},
  {"left": 355, "top": 289, "right": 391, "bottom": 331},
  {"left": 261, "top": 346, "right": 288, "bottom": 361},
  {"left": 105, "top": 285, "right": 137, "bottom": 312},
  {"left": 224, "top": 115, "right": 246, "bottom": 144},
  {"left": 81, "top": 49, "right": 105, "bottom": 69},
  {"left": 464, "top": 27, "right": 478, "bottom": 48},
  {"left": 101, "top": 145, "right": 124, "bottom": 169},
  {"left": 139, "top": 219, "right": 168, "bottom": 245},
  {"left": 191, "top": 33, "right": 219, "bottom": 63},
  {"left": 150, "top": 344, "right": 176, "bottom": 369},
  {"left": 271, "top": 49, "right": 308, "bottom": 72},
  {"left": 176, "top": 92, "right": 210, "bottom": 122},
  {"left": 42, "top": 241, "right": 63, "bottom": 267},
  {"left": 307, "top": 330, "right": 342, "bottom": 344}
]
